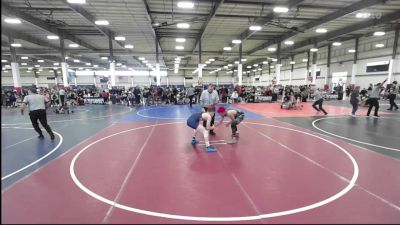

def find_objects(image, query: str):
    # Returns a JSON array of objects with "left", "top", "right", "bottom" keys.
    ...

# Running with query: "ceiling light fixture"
[
  {"left": 355, "top": 12, "right": 371, "bottom": 18},
  {"left": 232, "top": 40, "right": 242, "bottom": 44},
  {"left": 124, "top": 44, "right": 134, "bottom": 49},
  {"left": 310, "top": 48, "right": 318, "bottom": 52},
  {"left": 47, "top": 35, "right": 59, "bottom": 40},
  {"left": 176, "top": 38, "right": 186, "bottom": 43},
  {"left": 11, "top": 43, "right": 22, "bottom": 47},
  {"left": 176, "top": 46, "right": 184, "bottom": 50},
  {"left": 273, "top": 6, "right": 289, "bottom": 13},
  {"left": 115, "top": 36, "right": 126, "bottom": 41},
  {"left": 177, "top": 1, "right": 194, "bottom": 9},
  {"left": 249, "top": 25, "right": 262, "bottom": 31},
  {"left": 284, "top": 40, "right": 294, "bottom": 45},
  {"left": 375, "top": 43, "right": 384, "bottom": 48},
  {"left": 95, "top": 20, "right": 109, "bottom": 26},
  {"left": 4, "top": 18, "right": 22, "bottom": 24},
  {"left": 316, "top": 28, "right": 328, "bottom": 33},
  {"left": 348, "top": 49, "right": 356, "bottom": 53},
  {"left": 177, "top": 23, "right": 190, "bottom": 29},
  {"left": 67, "top": 0, "right": 86, "bottom": 3},
  {"left": 21, "top": 56, "right": 28, "bottom": 59},
  {"left": 332, "top": 42, "right": 342, "bottom": 46},
  {"left": 268, "top": 47, "right": 276, "bottom": 52},
  {"left": 223, "top": 47, "right": 232, "bottom": 51},
  {"left": 373, "top": 31, "right": 385, "bottom": 36}
]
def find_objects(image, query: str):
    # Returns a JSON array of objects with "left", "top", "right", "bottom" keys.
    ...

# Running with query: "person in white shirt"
[
  {"left": 21, "top": 88, "right": 55, "bottom": 140},
  {"left": 59, "top": 88, "right": 66, "bottom": 106},
  {"left": 231, "top": 90, "right": 239, "bottom": 103},
  {"left": 312, "top": 88, "right": 328, "bottom": 115},
  {"left": 200, "top": 83, "right": 219, "bottom": 135}
]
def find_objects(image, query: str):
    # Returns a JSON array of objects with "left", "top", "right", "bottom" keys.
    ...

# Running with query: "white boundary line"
[
  {"left": 2, "top": 127, "right": 63, "bottom": 180},
  {"left": 70, "top": 122, "right": 358, "bottom": 222},
  {"left": 1, "top": 107, "right": 133, "bottom": 126},
  {"left": 102, "top": 121, "right": 158, "bottom": 223},
  {"left": 1, "top": 117, "right": 123, "bottom": 193},
  {"left": 312, "top": 117, "right": 400, "bottom": 152},
  {"left": 2, "top": 136, "right": 36, "bottom": 150}
]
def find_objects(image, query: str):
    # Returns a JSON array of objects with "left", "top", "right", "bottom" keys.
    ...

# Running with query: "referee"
[
  {"left": 21, "top": 88, "right": 55, "bottom": 140},
  {"left": 200, "top": 83, "right": 219, "bottom": 135}
]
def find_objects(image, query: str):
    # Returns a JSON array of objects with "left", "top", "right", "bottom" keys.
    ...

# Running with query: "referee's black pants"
[{"left": 29, "top": 109, "right": 54, "bottom": 137}]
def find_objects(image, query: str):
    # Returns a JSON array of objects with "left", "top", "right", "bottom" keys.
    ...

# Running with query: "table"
[{"left": 84, "top": 97, "right": 104, "bottom": 104}]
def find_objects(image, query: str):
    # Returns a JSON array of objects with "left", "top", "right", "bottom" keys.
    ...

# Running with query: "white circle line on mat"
[
  {"left": 70, "top": 121, "right": 358, "bottom": 222},
  {"left": 2, "top": 127, "right": 63, "bottom": 180},
  {"left": 312, "top": 116, "right": 400, "bottom": 152}
]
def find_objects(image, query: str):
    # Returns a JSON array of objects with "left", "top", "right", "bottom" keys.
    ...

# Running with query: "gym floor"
[{"left": 2, "top": 100, "right": 400, "bottom": 224}]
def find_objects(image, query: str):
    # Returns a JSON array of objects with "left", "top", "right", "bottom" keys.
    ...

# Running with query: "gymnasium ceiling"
[{"left": 1, "top": 0, "right": 400, "bottom": 75}]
